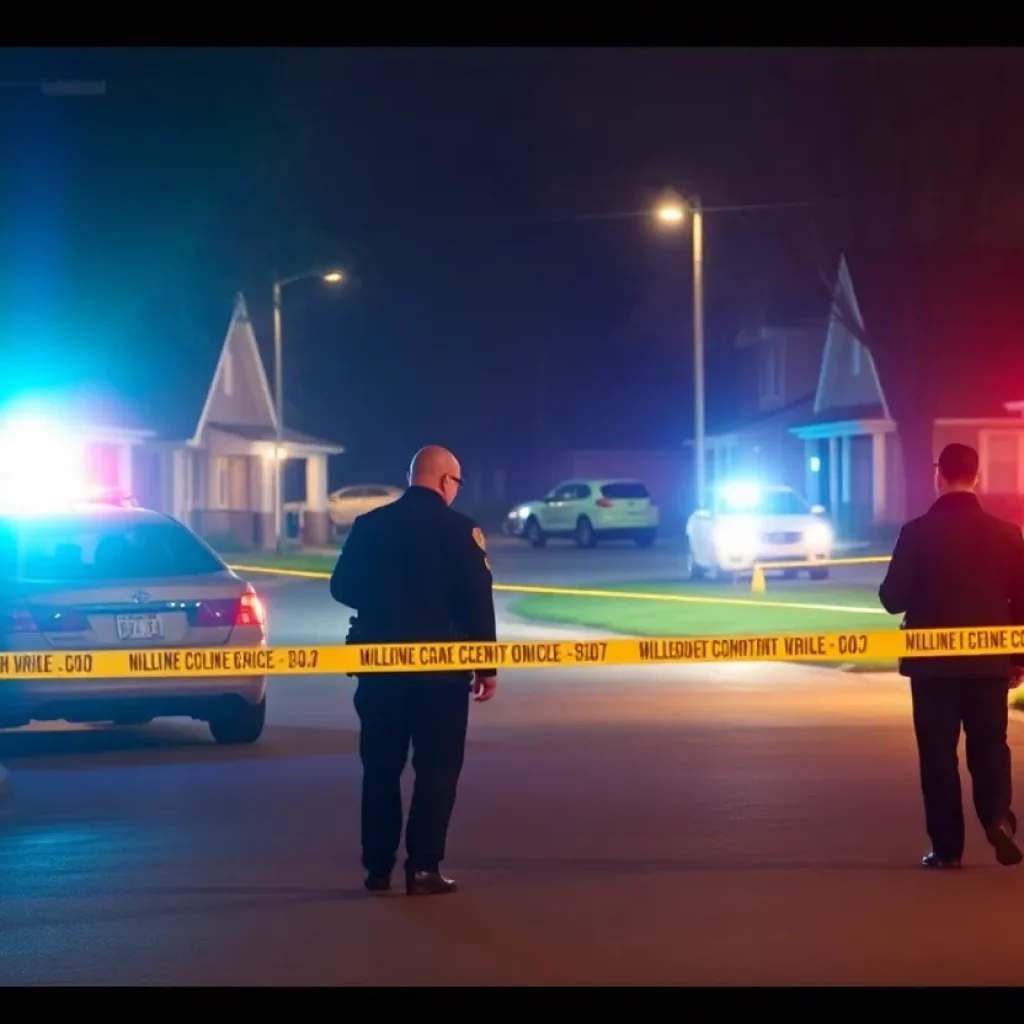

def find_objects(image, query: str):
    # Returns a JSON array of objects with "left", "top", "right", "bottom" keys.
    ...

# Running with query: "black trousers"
[
  {"left": 910, "top": 677, "right": 1013, "bottom": 860},
  {"left": 354, "top": 674, "right": 470, "bottom": 876}
]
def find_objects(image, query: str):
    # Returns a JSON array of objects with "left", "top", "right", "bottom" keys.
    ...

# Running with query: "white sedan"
[
  {"left": 686, "top": 482, "right": 834, "bottom": 581},
  {"left": 0, "top": 505, "right": 268, "bottom": 743},
  {"left": 328, "top": 484, "right": 402, "bottom": 531}
]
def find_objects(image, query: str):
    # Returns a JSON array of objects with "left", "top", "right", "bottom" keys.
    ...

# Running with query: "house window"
[
  {"left": 758, "top": 341, "right": 783, "bottom": 404},
  {"left": 222, "top": 349, "right": 234, "bottom": 396},
  {"left": 851, "top": 338, "right": 862, "bottom": 377},
  {"left": 214, "top": 456, "right": 230, "bottom": 508},
  {"left": 982, "top": 432, "right": 1022, "bottom": 494}
]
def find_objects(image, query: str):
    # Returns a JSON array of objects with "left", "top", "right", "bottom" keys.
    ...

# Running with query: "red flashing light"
[{"left": 596, "top": 498, "right": 614, "bottom": 508}]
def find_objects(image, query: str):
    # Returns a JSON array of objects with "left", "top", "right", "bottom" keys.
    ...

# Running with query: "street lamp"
[
  {"left": 271, "top": 267, "right": 346, "bottom": 552},
  {"left": 653, "top": 191, "right": 706, "bottom": 511}
]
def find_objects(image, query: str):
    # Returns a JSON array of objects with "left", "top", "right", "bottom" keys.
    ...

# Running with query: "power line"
[{"left": 533, "top": 198, "right": 842, "bottom": 225}]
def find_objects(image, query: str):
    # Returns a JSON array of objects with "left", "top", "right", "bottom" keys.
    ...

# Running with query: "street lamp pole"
[
  {"left": 272, "top": 279, "right": 285, "bottom": 553},
  {"left": 690, "top": 196, "right": 706, "bottom": 511},
  {"left": 270, "top": 268, "right": 346, "bottom": 554},
  {"left": 654, "top": 192, "right": 707, "bottom": 511}
]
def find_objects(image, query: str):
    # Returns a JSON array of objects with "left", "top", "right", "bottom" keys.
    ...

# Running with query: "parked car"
[
  {"left": 328, "top": 484, "right": 402, "bottom": 531},
  {"left": 685, "top": 481, "right": 833, "bottom": 581},
  {"left": 0, "top": 504, "right": 268, "bottom": 743},
  {"left": 506, "top": 479, "right": 659, "bottom": 549}
]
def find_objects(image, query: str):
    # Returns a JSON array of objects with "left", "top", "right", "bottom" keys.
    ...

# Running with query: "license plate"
[{"left": 116, "top": 614, "right": 164, "bottom": 641}]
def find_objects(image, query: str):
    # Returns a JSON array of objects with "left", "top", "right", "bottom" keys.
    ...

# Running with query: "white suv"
[{"left": 507, "top": 479, "right": 659, "bottom": 549}]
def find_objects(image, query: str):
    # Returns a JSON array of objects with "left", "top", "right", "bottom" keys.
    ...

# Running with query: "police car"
[
  {"left": 685, "top": 482, "right": 834, "bottom": 581},
  {"left": 0, "top": 501, "right": 268, "bottom": 744},
  {"left": 506, "top": 478, "right": 659, "bottom": 548}
]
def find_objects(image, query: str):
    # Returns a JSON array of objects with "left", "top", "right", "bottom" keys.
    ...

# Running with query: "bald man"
[{"left": 330, "top": 446, "right": 497, "bottom": 896}]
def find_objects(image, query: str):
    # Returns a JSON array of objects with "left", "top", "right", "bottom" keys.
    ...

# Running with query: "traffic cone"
[{"left": 750, "top": 565, "right": 766, "bottom": 593}]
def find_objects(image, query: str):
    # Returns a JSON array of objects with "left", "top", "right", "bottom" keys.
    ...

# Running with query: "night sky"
[{"left": 3, "top": 47, "right": 1024, "bottom": 495}]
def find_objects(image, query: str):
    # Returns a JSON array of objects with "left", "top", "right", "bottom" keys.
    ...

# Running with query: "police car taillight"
[
  {"left": 189, "top": 592, "right": 265, "bottom": 628},
  {"left": 236, "top": 592, "right": 265, "bottom": 626}
]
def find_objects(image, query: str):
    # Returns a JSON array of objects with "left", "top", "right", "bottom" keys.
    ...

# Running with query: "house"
[
  {"left": 24, "top": 293, "right": 344, "bottom": 549},
  {"left": 130, "top": 294, "right": 344, "bottom": 549},
  {"left": 790, "top": 254, "right": 1024, "bottom": 536},
  {"left": 687, "top": 298, "right": 829, "bottom": 498}
]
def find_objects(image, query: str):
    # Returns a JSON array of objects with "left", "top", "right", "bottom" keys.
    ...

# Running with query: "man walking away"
[
  {"left": 330, "top": 446, "right": 497, "bottom": 896},
  {"left": 880, "top": 442, "right": 1024, "bottom": 869}
]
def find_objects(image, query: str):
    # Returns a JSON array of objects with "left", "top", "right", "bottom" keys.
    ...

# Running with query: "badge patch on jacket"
[{"left": 472, "top": 527, "right": 491, "bottom": 572}]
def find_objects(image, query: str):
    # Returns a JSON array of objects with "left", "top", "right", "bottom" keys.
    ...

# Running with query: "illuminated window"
[
  {"left": 982, "top": 432, "right": 1022, "bottom": 493},
  {"left": 215, "top": 457, "right": 230, "bottom": 508},
  {"left": 222, "top": 350, "right": 234, "bottom": 396}
]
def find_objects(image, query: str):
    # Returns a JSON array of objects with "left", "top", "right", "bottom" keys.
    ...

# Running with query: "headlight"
[
  {"left": 713, "top": 521, "right": 758, "bottom": 553},
  {"left": 804, "top": 521, "right": 832, "bottom": 546},
  {"left": 515, "top": 506, "right": 531, "bottom": 518}
]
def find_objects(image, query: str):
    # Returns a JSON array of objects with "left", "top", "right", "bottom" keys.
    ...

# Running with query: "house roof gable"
[
  {"left": 191, "top": 293, "right": 278, "bottom": 444},
  {"left": 812, "top": 255, "right": 891, "bottom": 419}
]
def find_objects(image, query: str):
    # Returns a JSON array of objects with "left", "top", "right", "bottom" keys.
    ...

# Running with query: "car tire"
[
  {"left": 686, "top": 550, "right": 707, "bottom": 580},
  {"left": 713, "top": 566, "right": 736, "bottom": 584},
  {"left": 575, "top": 516, "right": 596, "bottom": 549},
  {"left": 809, "top": 567, "right": 830, "bottom": 581},
  {"left": 209, "top": 697, "right": 267, "bottom": 745},
  {"left": 634, "top": 529, "right": 657, "bottom": 549},
  {"left": 525, "top": 517, "right": 546, "bottom": 548}
]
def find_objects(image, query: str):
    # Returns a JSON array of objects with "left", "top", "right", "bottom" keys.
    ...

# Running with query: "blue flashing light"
[{"left": 718, "top": 480, "right": 762, "bottom": 511}]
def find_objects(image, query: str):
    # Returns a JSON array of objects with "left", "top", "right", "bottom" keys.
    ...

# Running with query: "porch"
[
  {"left": 133, "top": 425, "right": 343, "bottom": 550},
  {"left": 789, "top": 418, "right": 900, "bottom": 537}
]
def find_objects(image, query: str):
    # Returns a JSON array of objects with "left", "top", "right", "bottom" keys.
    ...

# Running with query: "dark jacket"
[
  {"left": 879, "top": 491, "right": 1024, "bottom": 679},
  {"left": 329, "top": 486, "right": 497, "bottom": 676}
]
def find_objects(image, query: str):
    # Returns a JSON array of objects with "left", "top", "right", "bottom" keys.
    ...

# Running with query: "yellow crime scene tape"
[{"left": 3, "top": 625, "right": 1024, "bottom": 679}]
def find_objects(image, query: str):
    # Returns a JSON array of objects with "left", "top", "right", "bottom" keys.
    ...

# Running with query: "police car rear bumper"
[{"left": 0, "top": 675, "right": 267, "bottom": 728}]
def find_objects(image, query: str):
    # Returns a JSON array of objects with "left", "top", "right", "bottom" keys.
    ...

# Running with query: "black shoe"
[
  {"left": 364, "top": 873, "right": 392, "bottom": 893},
  {"left": 986, "top": 819, "right": 1024, "bottom": 867},
  {"left": 406, "top": 870, "right": 458, "bottom": 896},
  {"left": 922, "top": 852, "right": 961, "bottom": 869}
]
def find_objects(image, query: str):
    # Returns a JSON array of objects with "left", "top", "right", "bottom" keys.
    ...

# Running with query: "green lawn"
[
  {"left": 509, "top": 580, "right": 902, "bottom": 671},
  {"left": 224, "top": 552, "right": 336, "bottom": 574}
]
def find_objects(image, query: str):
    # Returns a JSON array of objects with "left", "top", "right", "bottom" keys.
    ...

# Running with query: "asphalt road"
[{"left": 11, "top": 557, "right": 1010, "bottom": 987}]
